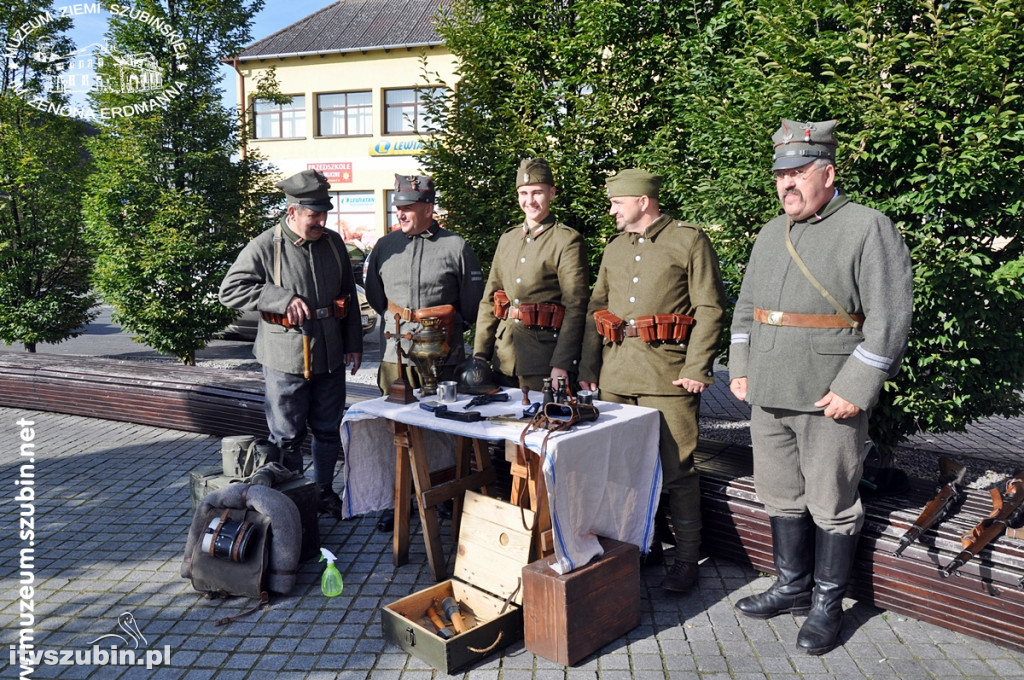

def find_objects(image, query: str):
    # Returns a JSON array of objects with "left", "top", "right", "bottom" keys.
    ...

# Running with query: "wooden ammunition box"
[
  {"left": 189, "top": 466, "right": 320, "bottom": 563},
  {"left": 522, "top": 536, "right": 640, "bottom": 666},
  {"left": 382, "top": 491, "right": 534, "bottom": 674}
]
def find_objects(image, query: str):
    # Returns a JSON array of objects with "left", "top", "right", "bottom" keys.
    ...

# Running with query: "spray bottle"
[{"left": 319, "top": 547, "right": 343, "bottom": 597}]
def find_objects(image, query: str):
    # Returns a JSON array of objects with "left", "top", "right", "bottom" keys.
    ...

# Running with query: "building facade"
[{"left": 229, "top": 0, "right": 456, "bottom": 249}]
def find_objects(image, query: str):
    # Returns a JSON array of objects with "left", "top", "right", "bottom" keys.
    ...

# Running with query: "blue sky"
[{"left": 60, "top": 1, "right": 337, "bottom": 114}]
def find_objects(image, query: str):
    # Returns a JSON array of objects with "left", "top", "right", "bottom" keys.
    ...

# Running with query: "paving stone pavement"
[{"left": 5, "top": 405, "right": 1024, "bottom": 679}]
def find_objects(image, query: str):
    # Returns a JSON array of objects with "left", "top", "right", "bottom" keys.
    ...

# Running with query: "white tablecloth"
[{"left": 341, "top": 389, "right": 663, "bottom": 573}]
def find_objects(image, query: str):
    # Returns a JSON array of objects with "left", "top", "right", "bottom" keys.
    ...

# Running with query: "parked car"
[{"left": 220, "top": 285, "right": 377, "bottom": 340}]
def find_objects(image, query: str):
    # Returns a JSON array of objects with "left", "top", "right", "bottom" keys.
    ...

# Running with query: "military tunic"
[
  {"left": 579, "top": 214, "right": 727, "bottom": 562},
  {"left": 219, "top": 216, "right": 364, "bottom": 375},
  {"left": 728, "top": 192, "right": 913, "bottom": 532},
  {"left": 473, "top": 216, "right": 589, "bottom": 385},
  {"left": 364, "top": 221, "right": 484, "bottom": 373}
]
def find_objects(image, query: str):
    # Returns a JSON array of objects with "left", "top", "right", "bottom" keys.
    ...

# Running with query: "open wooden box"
[{"left": 382, "top": 491, "right": 535, "bottom": 674}]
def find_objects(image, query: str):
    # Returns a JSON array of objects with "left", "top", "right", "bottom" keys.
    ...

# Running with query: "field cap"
[
  {"left": 606, "top": 169, "right": 661, "bottom": 199},
  {"left": 276, "top": 170, "right": 333, "bottom": 212},
  {"left": 772, "top": 118, "right": 837, "bottom": 170}
]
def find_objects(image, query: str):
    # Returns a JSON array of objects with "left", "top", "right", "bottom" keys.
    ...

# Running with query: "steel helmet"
[{"left": 454, "top": 356, "right": 499, "bottom": 395}]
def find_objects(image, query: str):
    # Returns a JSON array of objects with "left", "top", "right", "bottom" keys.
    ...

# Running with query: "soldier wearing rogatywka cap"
[
  {"left": 728, "top": 119, "right": 912, "bottom": 655},
  {"left": 579, "top": 167, "right": 728, "bottom": 595},
  {"left": 363, "top": 173, "right": 484, "bottom": 530},
  {"left": 472, "top": 158, "right": 590, "bottom": 394},
  {"left": 219, "top": 169, "right": 363, "bottom": 519}
]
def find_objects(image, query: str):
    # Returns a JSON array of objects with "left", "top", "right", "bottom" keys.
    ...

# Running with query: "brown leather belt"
[
  {"left": 754, "top": 307, "right": 864, "bottom": 329},
  {"left": 387, "top": 300, "right": 414, "bottom": 322}
]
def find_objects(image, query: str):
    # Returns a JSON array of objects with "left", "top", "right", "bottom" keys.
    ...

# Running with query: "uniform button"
[
  {"left": 632, "top": 276, "right": 639, "bottom": 284},
  {"left": 629, "top": 296, "right": 636, "bottom": 303},
  {"left": 520, "top": 257, "right": 526, "bottom": 263},
  {"left": 526, "top": 237, "right": 532, "bottom": 243},
  {"left": 515, "top": 278, "right": 521, "bottom": 284},
  {"left": 638, "top": 237, "right": 645, "bottom": 244},
  {"left": 514, "top": 298, "right": 520, "bottom": 305},
  {"left": 634, "top": 255, "right": 641, "bottom": 262},
  {"left": 553, "top": 332, "right": 558, "bottom": 338}
]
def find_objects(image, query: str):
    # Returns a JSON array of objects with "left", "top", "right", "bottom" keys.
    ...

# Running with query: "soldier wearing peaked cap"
[
  {"left": 363, "top": 173, "right": 484, "bottom": 531},
  {"left": 728, "top": 119, "right": 912, "bottom": 655},
  {"left": 219, "top": 169, "right": 364, "bottom": 519},
  {"left": 472, "top": 158, "right": 590, "bottom": 392},
  {"left": 579, "top": 168, "right": 728, "bottom": 596}
]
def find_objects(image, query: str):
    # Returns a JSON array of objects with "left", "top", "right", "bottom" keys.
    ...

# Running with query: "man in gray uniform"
[
  {"left": 729, "top": 119, "right": 913, "bottom": 655},
  {"left": 219, "top": 169, "right": 364, "bottom": 519},
  {"left": 364, "top": 174, "right": 484, "bottom": 531}
]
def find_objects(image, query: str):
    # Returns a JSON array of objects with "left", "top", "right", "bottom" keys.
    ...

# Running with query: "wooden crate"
[
  {"left": 382, "top": 491, "right": 534, "bottom": 674},
  {"left": 521, "top": 537, "right": 640, "bottom": 666}
]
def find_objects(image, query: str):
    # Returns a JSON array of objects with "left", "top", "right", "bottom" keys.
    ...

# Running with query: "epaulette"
[{"left": 675, "top": 220, "right": 703, "bottom": 232}]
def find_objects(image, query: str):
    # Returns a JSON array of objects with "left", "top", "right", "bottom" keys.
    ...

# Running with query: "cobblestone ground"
[{"left": 4, "top": 407, "right": 1024, "bottom": 679}]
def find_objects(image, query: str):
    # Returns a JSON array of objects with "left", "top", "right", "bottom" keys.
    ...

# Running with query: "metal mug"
[
  {"left": 438, "top": 381, "right": 458, "bottom": 404},
  {"left": 576, "top": 389, "right": 594, "bottom": 405}
]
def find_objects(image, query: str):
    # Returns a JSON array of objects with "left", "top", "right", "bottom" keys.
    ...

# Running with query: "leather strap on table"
[{"left": 754, "top": 307, "right": 865, "bottom": 329}]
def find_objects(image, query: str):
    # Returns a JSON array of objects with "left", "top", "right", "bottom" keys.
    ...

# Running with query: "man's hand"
[
  {"left": 579, "top": 380, "right": 598, "bottom": 392},
  {"left": 730, "top": 377, "right": 748, "bottom": 402},
  {"left": 550, "top": 366, "right": 569, "bottom": 383},
  {"left": 815, "top": 391, "right": 861, "bottom": 420},
  {"left": 346, "top": 352, "right": 362, "bottom": 375},
  {"left": 285, "top": 296, "right": 311, "bottom": 326},
  {"left": 673, "top": 377, "right": 707, "bottom": 394}
]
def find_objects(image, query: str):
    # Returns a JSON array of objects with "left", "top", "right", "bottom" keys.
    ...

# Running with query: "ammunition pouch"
[
  {"left": 594, "top": 309, "right": 625, "bottom": 343},
  {"left": 498, "top": 292, "right": 565, "bottom": 331},
  {"left": 493, "top": 290, "right": 511, "bottom": 320}
]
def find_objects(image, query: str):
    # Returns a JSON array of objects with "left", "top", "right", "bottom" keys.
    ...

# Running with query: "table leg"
[
  {"left": 405, "top": 425, "right": 447, "bottom": 581},
  {"left": 392, "top": 423, "right": 412, "bottom": 567}
]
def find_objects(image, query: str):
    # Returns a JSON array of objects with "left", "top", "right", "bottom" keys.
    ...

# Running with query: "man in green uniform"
[
  {"left": 729, "top": 119, "right": 912, "bottom": 655},
  {"left": 579, "top": 169, "right": 727, "bottom": 594},
  {"left": 364, "top": 174, "right": 484, "bottom": 531},
  {"left": 219, "top": 169, "right": 364, "bottom": 519},
  {"left": 473, "top": 158, "right": 589, "bottom": 393}
]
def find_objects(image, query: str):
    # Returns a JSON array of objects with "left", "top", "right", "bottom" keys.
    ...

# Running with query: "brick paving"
[{"left": 4, "top": 403, "right": 1024, "bottom": 679}]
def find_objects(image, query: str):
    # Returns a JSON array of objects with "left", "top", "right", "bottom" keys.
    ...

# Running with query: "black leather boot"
[
  {"left": 736, "top": 515, "right": 814, "bottom": 619},
  {"left": 797, "top": 527, "right": 859, "bottom": 655}
]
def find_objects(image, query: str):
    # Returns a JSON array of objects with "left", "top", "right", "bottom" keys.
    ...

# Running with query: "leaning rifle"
[
  {"left": 941, "top": 470, "right": 1024, "bottom": 578},
  {"left": 893, "top": 456, "right": 967, "bottom": 557}
]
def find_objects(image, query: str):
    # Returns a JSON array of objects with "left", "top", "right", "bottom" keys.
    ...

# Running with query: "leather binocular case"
[
  {"left": 634, "top": 313, "right": 694, "bottom": 343},
  {"left": 541, "top": 401, "right": 600, "bottom": 427}
]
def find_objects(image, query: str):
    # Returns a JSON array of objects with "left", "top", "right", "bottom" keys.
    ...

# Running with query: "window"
[
  {"left": 253, "top": 95, "right": 306, "bottom": 139},
  {"left": 384, "top": 87, "right": 444, "bottom": 134},
  {"left": 328, "top": 191, "right": 377, "bottom": 248},
  {"left": 385, "top": 190, "right": 400, "bottom": 231},
  {"left": 317, "top": 91, "right": 372, "bottom": 137}
]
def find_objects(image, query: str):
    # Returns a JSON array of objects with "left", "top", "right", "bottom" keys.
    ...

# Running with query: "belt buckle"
[
  {"left": 767, "top": 311, "right": 783, "bottom": 326},
  {"left": 314, "top": 307, "right": 331, "bottom": 319}
]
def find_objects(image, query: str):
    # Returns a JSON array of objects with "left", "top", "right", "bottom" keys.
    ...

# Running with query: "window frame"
[
  {"left": 316, "top": 90, "right": 373, "bottom": 138},
  {"left": 382, "top": 86, "right": 444, "bottom": 135},
  {"left": 252, "top": 95, "right": 307, "bottom": 140}
]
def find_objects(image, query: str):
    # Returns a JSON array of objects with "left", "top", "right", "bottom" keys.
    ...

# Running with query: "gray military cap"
[
  {"left": 276, "top": 170, "right": 333, "bottom": 212},
  {"left": 772, "top": 119, "right": 837, "bottom": 170},
  {"left": 393, "top": 174, "right": 435, "bottom": 206}
]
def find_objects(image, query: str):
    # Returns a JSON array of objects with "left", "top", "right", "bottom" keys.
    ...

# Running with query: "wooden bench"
[
  {"left": 0, "top": 351, "right": 379, "bottom": 437},
  {"left": 696, "top": 439, "right": 1024, "bottom": 653}
]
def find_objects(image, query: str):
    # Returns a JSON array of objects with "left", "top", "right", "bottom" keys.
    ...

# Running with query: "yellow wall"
[{"left": 232, "top": 46, "right": 458, "bottom": 247}]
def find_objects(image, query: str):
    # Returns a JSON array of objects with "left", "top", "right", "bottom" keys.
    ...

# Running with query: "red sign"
[{"left": 307, "top": 162, "right": 352, "bottom": 184}]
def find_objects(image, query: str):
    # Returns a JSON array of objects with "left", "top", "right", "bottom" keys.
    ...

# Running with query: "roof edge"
[{"left": 234, "top": 41, "right": 445, "bottom": 63}]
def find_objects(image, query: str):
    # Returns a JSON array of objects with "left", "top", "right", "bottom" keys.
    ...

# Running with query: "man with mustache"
[
  {"left": 220, "top": 169, "right": 364, "bottom": 519},
  {"left": 728, "top": 119, "right": 912, "bottom": 655}
]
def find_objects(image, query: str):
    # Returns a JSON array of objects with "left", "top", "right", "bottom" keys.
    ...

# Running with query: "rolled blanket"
[{"left": 182, "top": 484, "right": 301, "bottom": 594}]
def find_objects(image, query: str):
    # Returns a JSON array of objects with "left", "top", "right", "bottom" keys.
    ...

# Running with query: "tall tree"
[
  {"left": 423, "top": 0, "right": 1024, "bottom": 454},
  {"left": 84, "top": 0, "right": 277, "bottom": 364},
  {"left": 0, "top": 1, "right": 97, "bottom": 352}
]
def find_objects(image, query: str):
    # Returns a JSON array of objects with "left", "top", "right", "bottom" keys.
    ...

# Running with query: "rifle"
[
  {"left": 893, "top": 456, "right": 967, "bottom": 557},
  {"left": 941, "top": 470, "right": 1024, "bottom": 578}
]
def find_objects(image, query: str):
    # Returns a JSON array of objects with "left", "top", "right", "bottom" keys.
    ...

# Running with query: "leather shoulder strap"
[{"left": 785, "top": 219, "right": 864, "bottom": 337}]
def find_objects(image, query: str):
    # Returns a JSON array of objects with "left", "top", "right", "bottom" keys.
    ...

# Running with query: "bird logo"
[{"left": 89, "top": 611, "right": 148, "bottom": 649}]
